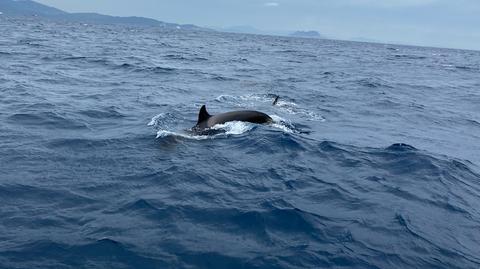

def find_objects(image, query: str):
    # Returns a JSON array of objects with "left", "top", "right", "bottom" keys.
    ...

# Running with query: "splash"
[
  {"left": 215, "top": 93, "right": 279, "bottom": 106},
  {"left": 148, "top": 112, "right": 177, "bottom": 128},
  {"left": 155, "top": 121, "right": 254, "bottom": 140},
  {"left": 215, "top": 93, "right": 325, "bottom": 122},
  {"left": 211, "top": 121, "right": 254, "bottom": 135},
  {"left": 274, "top": 101, "right": 325, "bottom": 122},
  {"left": 147, "top": 113, "right": 164, "bottom": 126},
  {"left": 155, "top": 130, "right": 210, "bottom": 140}
]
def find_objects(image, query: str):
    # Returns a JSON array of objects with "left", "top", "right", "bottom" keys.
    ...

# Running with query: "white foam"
[
  {"left": 271, "top": 122, "right": 295, "bottom": 133},
  {"left": 441, "top": 64, "right": 455, "bottom": 69},
  {"left": 215, "top": 94, "right": 282, "bottom": 106},
  {"left": 148, "top": 113, "right": 165, "bottom": 126},
  {"left": 270, "top": 115, "right": 296, "bottom": 133},
  {"left": 275, "top": 100, "right": 298, "bottom": 107},
  {"left": 156, "top": 130, "right": 210, "bottom": 140},
  {"left": 150, "top": 113, "right": 209, "bottom": 139},
  {"left": 239, "top": 94, "right": 271, "bottom": 102},
  {"left": 215, "top": 94, "right": 235, "bottom": 103},
  {"left": 154, "top": 121, "right": 254, "bottom": 140},
  {"left": 148, "top": 112, "right": 178, "bottom": 127},
  {"left": 211, "top": 121, "right": 254, "bottom": 135},
  {"left": 270, "top": 114, "right": 286, "bottom": 122},
  {"left": 276, "top": 104, "right": 325, "bottom": 122},
  {"left": 304, "top": 111, "right": 326, "bottom": 122}
]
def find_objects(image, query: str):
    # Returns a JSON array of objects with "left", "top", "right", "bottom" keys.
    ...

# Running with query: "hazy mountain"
[
  {"left": 219, "top": 25, "right": 265, "bottom": 35},
  {"left": 290, "top": 31, "right": 323, "bottom": 39},
  {"left": 0, "top": 0, "right": 208, "bottom": 30},
  {"left": 0, "top": 0, "right": 66, "bottom": 16}
]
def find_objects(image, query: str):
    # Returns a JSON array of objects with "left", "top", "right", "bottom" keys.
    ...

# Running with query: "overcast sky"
[{"left": 36, "top": 0, "right": 480, "bottom": 50}]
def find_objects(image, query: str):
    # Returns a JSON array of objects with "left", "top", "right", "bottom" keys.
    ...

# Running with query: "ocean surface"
[{"left": 1, "top": 16, "right": 480, "bottom": 269}]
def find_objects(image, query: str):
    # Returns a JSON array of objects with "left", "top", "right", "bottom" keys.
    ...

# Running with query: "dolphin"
[{"left": 193, "top": 105, "right": 273, "bottom": 132}]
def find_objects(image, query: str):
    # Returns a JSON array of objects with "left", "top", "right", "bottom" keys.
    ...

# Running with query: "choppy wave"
[
  {"left": 1, "top": 16, "right": 480, "bottom": 269},
  {"left": 7, "top": 112, "right": 89, "bottom": 130}
]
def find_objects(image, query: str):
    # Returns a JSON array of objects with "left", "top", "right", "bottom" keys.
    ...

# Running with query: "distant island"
[
  {"left": 214, "top": 26, "right": 326, "bottom": 39},
  {"left": 219, "top": 25, "right": 265, "bottom": 35},
  {"left": 290, "top": 31, "right": 323, "bottom": 39},
  {"left": 0, "top": 0, "right": 327, "bottom": 39},
  {"left": 0, "top": 0, "right": 208, "bottom": 31}
]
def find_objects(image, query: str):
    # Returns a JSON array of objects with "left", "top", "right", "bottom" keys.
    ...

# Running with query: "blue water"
[{"left": 1, "top": 16, "right": 480, "bottom": 269}]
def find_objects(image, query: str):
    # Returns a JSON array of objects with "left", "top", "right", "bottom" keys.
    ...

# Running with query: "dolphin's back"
[
  {"left": 208, "top": 110, "right": 272, "bottom": 126},
  {"left": 194, "top": 105, "right": 273, "bottom": 131}
]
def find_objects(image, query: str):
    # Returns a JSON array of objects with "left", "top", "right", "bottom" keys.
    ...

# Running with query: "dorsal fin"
[
  {"left": 272, "top": 95, "right": 279, "bottom": 106},
  {"left": 197, "top": 105, "right": 211, "bottom": 124}
]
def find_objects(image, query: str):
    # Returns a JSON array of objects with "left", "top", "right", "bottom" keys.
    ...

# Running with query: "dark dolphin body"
[{"left": 193, "top": 105, "right": 273, "bottom": 132}]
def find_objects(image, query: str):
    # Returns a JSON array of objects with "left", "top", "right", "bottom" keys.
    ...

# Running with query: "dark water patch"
[
  {"left": 17, "top": 38, "right": 48, "bottom": 47},
  {"left": 78, "top": 106, "right": 125, "bottom": 119},
  {"left": 277, "top": 49, "right": 298, "bottom": 53},
  {"left": 208, "top": 74, "right": 239, "bottom": 81},
  {"left": 25, "top": 102, "right": 57, "bottom": 110},
  {"left": 455, "top": 65, "right": 479, "bottom": 71},
  {"left": 117, "top": 199, "right": 160, "bottom": 214},
  {"left": 156, "top": 248, "right": 246, "bottom": 269},
  {"left": 464, "top": 119, "right": 480, "bottom": 127},
  {"left": 0, "top": 239, "right": 171, "bottom": 269},
  {"left": 391, "top": 213, "right": 479, "bottom": 267},
  {"left": 368, "top": 144, "right": 480, "bottom": 188},
  {"left": 163, "top": 54, "right": 208, "bottom": 62},
  {"left": 164, "top": 54, "right": 188, "bottom": 60},
  {"left": 141, "top": 66, "right": 178, "bottom": 74},
  {"left": 356, "top": 77, "right": 394, "bottom": 89},
  {"left": 386, "top": 47, "right": 399, "bottom": 51},
  {"left": 193, "top": 57, "right": 209, "bottom": 62},
  {"left": 112, "top": 200, "right": 322, "bottom": 243},
  {"left": 7, "top": 112, "right": 89, "bottom": 130},
  {"left": 370, "top": 99, "right": 403, "bottom": 110},
  {"left": 259, "top": 207, "right": 321, "bottom": 235},
  {"left": 408, "top": 102, "right": 425, "bottom": 109},
  {"left": 41, "top": 54, "right": 72, "bottom": 62},
  {"left": 394, "top": 213, "right": 427, "bottom": 242},
  {"left": 64, "top": 56, "right": 88, "bottom": 60},
  {"left": 386, "top": 186, "right": 471, "bottom": 216},
  {"left": 386, "top": 143, "right": 417, "bottom": 152},
  {"left": 46, "top": 138, "right": 113, "bottom": 150},
  {"left": 78, "top": 57, "right": 110, "bottom": 66},
  {"left": 0, "top": 184, "right": 95, "bottom": 208},
  {"left": 118, "top": 62, "right": 135, "bottom": 69},
  {"left": 275, "top": 77, "right": 307, "bottom": 83},
  {"left": 317, "top": 141, "right": 366, "bottom": 168},
  {"left": 391, "top": 54, "right": 428, "bottom": 60},
  {"left": 322, "top": 71, "right": 333, "bottom": 76},
  {"left": 318, "top": 140, "right": 351, "bottom": 154},
  {"left": 230, "top": 57, "right": 249, "bottom": 63},
  {"left": 371, "top": 146, "right": 441, "bottom": 175},
  {"left": 1, "top": 215, "right": 67, "bottom": 230},
  {"left": 46, "top": 136, "right": 151, "bottom": 152},
  {"left": 255, "top": 132, "right": 308, "bottom": 153}
]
